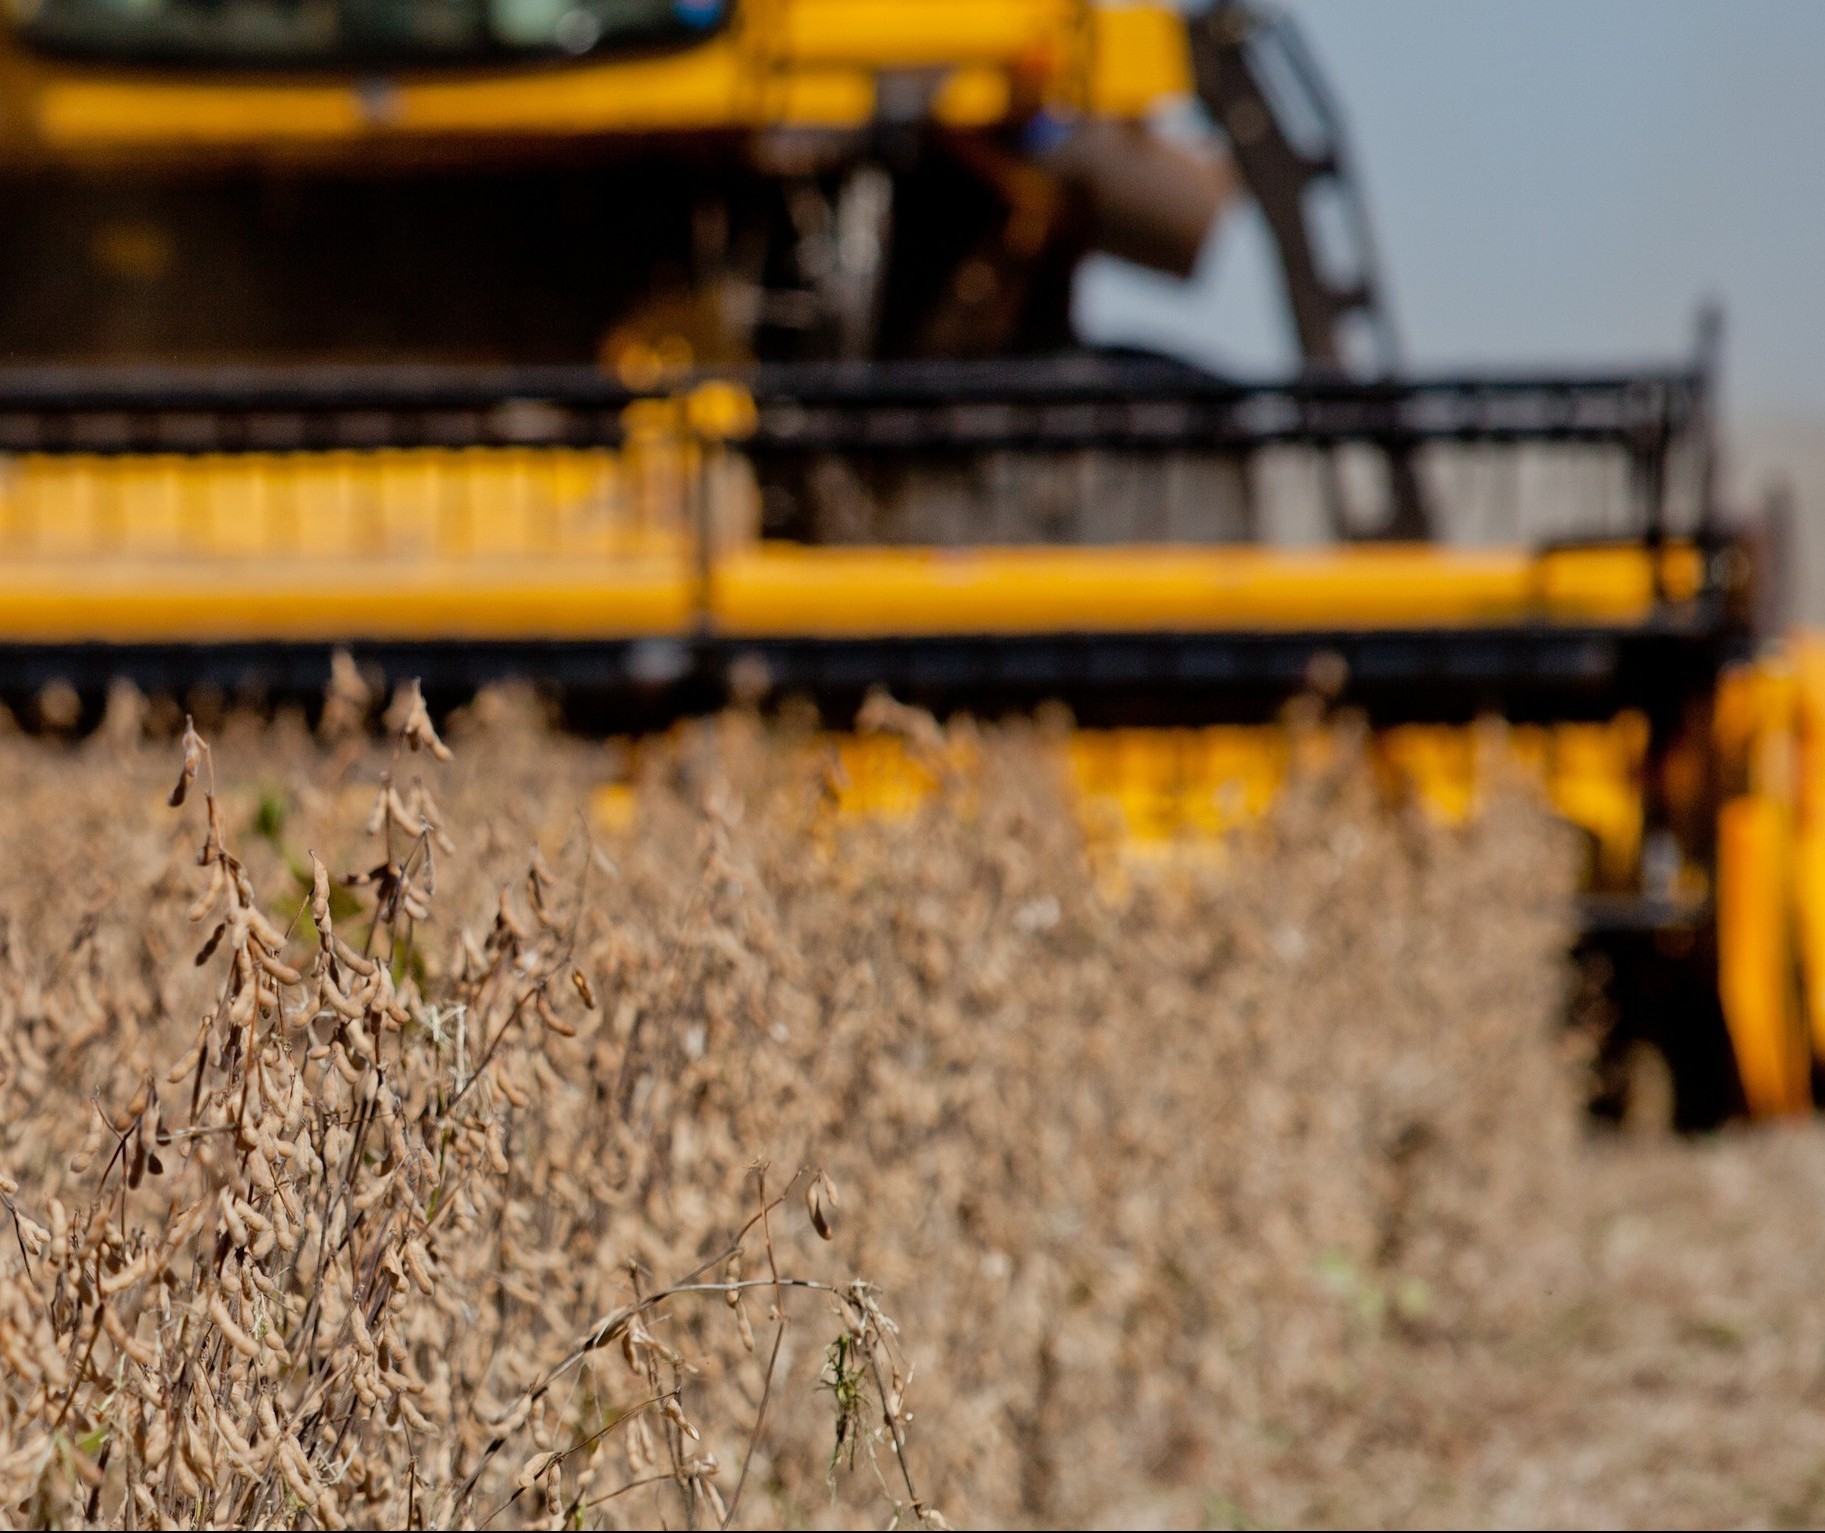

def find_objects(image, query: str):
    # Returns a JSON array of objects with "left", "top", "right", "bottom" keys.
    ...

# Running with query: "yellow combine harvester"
[{"left": 0, "top": 0, "right": 1815, "bottom": 1126}]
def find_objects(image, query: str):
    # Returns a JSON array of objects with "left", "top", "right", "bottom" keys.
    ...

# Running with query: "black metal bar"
[
  {"left": 0, "top": 355, "right": 1709, "bottom": 458},
  {"left": 1578, "top": 892, "right": 1708, "bottom": 935},
  {"left": 0, "top": 616, "right": 1750, "bottom": 731}
]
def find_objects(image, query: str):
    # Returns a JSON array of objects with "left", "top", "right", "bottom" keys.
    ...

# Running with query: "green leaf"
[{"left": 253, "top": 787, "right": 287, "bottom": 843}]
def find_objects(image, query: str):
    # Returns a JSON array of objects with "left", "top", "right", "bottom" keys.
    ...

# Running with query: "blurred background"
[{"left": 1082, "top": 0, "right": 1825, "bottom": 612}]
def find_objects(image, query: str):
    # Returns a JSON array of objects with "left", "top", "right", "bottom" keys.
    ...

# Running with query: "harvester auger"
[{"left": 0, "top": 0, "right": 1814, "bottom": 1126}]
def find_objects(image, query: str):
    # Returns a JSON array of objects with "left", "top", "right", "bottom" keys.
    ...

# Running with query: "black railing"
[
  {"left": 0, "top": 352, "right": 1707, "bottom": 453},
  {"left": 0, "top": 348, "right": 1718, "bottom": 555}
]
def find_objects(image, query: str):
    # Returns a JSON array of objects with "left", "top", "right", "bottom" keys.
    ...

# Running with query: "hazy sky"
[{"left": 1077, "top": 1, "right": 1825, "bottom": 422}]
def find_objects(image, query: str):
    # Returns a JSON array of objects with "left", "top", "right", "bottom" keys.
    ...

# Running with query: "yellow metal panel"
[
  {"left": 1544, "top": 715, "right": 1648, "bottom": 887},
  {"left": 0, "top": 450, "right": 1712, "bottom": 647},
  {"left": 396, "top": 44, "right": 749, "bottom": 134},
  {"left": 765, "top": 67, "right": 877, "bottom": 126},
  {"left": 1536, "top": 541, "right": 1703, "bottom": 610},
  {"left": 590, "top": 782, "right": 639, "bottom": 835},
  {"left": 199, "top": 457, "right": 271, "bottom": 559},
  {"left": 407, "top": 54, "right": 874, "bottom": 135},
  {"left": 37, "top": 80, "right": 369, "bottom": 146},
  {"left": 1791, "top": 634, "right": 1825, "bottom": 1058},
  {"left": 1088, "top": 1, "right": 1194, "bottom": 116},
  {"left": 1066, "top": 725, "right": 1287, "bottom": 852},
  {"left": 933, "top": 66, "right": 1014, "bottom": 126},
  {"left": 1717, "top": 794, "right": 1811, "bottom": 1116},
  {"left": 777, "top": 0, "right": 1073, "bottom": 66},
  {"left": 1716, "top": 658, "right": 1797, "bottom": 802},
  {"left": 712, "top": 542, "right": 1701, "bottom": 638},
  {"left": 30, "top": 40, "right": 865, "bottom": 146},
  {"left": 1796, "top": 824, "right": 1825, "bottom": 1061},
  {"left": 0, "top": 447, "right": 660, "bottom": 563},
  {"left": 20, "top": 0, "right": 1197, "bottom": 148},
  {"left": 0, "top": 560, "right": 692, "bottom": 642},
  {"left": 1377, "top": 726, "right": 1479, "bottom": 824},
  {"left": 830, "top": 734, "right": 940, "bottom": 819},
  {"left": 1713, "top": 663, "right": 1763, "bottom": 780},
  {"left": 1187, "top": 726, "right": 1286, "bottom": 832},
  {"left": 1062, "top": 715, "right": 1649, "bottom": 885}
]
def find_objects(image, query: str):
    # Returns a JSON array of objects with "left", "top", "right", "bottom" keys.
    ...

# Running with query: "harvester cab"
[{"left": 0, "top": 0, "right": 1809, "bottom": 1125}]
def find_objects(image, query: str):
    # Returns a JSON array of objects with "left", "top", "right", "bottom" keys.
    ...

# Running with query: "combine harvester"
[{"left": 0, "top": 0, "right": 1817, "bottom": 1125}]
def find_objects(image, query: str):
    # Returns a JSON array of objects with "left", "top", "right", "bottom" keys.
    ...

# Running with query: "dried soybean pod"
[
  {"left": 67, "top": 1112, "right": 104, "bottom": 1175},
  {"left": 536, "top": 993, "right": 577, "bottom": 1038},
  {"left": 195, "top": 921, "right": 227, "bottom": 967},
  {"left": 310, "top": 851, "right": 333, "bottom": 936},
  {"left": 401, "top": 680, "right": 453, "bottom": 761},
  {"left": 169, "top": 716, "right": 203, "bottom": 806},
  {"left": 807, "top": 1175, "right": 833, "bottom": 1241},
  {"left": 571, "top": 968, "right": 597, "bottom": 1009}
]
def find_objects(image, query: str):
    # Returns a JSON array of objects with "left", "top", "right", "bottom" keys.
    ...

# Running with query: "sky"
[{"left": 1076, "top": 0, "right": 1825, "bottom": 425}]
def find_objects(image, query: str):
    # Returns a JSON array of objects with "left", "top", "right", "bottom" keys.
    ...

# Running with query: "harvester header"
[{"left": 0, "top": 0, "right": 1815, "bottom": 1129}]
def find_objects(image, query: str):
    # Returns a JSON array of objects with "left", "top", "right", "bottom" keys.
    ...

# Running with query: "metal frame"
[
  {"left": 0, "top": 351, "right": 1712, "bottom": 501},
  {"left": 0, "top": 610, "right": 1746, "bottom": 723},
  {"left": 0, "top": 351, "right": 1735, "bottom": 705}
]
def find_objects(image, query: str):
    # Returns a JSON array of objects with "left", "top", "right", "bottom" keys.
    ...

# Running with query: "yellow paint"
[
  {"left": 1710, "top": 648, "right": 1825, "bottom": 1112},
  {"left": 8, "top": 441, "right": 1705, "bottom": 684},
  {"left": 1789, "top": 636, "right": 1825, "bottom": 1060},
  {"left": 35, "top": 81, "right": 369, "bottom": 146},
  {"left": 1088, "top": 0, "right": 1195, "bottom": 115},
  {"left": 712, "top": 542, "right": 1705, "bottom": 639},
  {"left": 0, "top": 559, "right": 693, "bottom": 642},
  {"left": 0, "top": 444, "right": 688, "bottom": 563},
  {"left": 1796, "top": 821, "right": 1825, "bottom": 1060},
  {"left": 829, "top": 734, "right": 941, "bottom": 819},
  {"left": 590, "top": 711, "right": 1651, "bottom": 890},
  {"left": 777, "top": 0, "right": 1074, "bottom": 68},
  {"left": 1374, "top": 716, "right": 1650, "bottom": 888},
  {"left": 11, "top": 0, "right": 1193, "bottom": 154},
  {"left": 933, "top": 66, "right": 1014, "bottom": 127},
  {"left": 590, "top": 783, "right": 639, "bottom": 835},
  {"left": 684, "top": 380, "right": 760, "bottom": 441},
  {"left": 1378, "top": 726, "right": 1480, "bottom": 824},
  {"left": 1067, "top": 726, "right": 1286, "bottom": 851},
  {"left": 602, "top": 712, "right": 1644, "bottom": 881},
  {"left": 1538, "top": 716, "right": 1649, "bottom": 887},
  {"left": 1718, "top": 794, "right": 1811, "bottom": 1116},
  {"left": 1059, "top": 717, "right": 1646, "bottom": 885},
  {"left": 397, "top": 43, "right": 752, "bottom": 135},
  {"left": 0, "top": 472, "right": 1709, "bottom": 647},
  {"left": 0, "top": 444, "right": 1706, "bottom": 644},
  {"left": 27, "top": 39, "right": 786, "bottom": 148}
]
